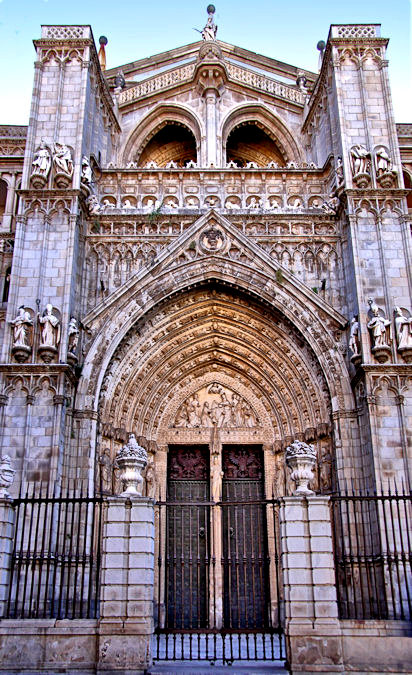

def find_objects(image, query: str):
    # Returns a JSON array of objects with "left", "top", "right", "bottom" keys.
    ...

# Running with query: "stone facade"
[{"left": 0, "top": 16, "right": 411, "bottom": 674}]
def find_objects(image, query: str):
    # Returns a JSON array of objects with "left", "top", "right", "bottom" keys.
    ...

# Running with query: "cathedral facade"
[{"left": 0, "top": 11, "right": 411, "bottom": 674}]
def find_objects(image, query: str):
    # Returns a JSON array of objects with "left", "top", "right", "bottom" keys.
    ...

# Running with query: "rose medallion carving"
[{"left": 198, "top": 225, "right": 226, "bottom": 254}]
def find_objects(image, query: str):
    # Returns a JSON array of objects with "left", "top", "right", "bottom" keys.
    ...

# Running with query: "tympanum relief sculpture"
[{"left": 173, "top": 383, "right": 259, "bottom": 428}]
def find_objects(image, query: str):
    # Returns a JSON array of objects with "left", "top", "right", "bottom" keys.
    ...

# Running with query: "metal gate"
[{"left": 153, "top": 445, "right": 285, "bottom": 664}]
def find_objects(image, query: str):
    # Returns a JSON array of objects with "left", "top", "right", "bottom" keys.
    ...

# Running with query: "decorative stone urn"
[
  {"left": 115, "top": 433, "right": 148, "bottom": 496},
  {"left": 285, "top": 440, "right": 317, "bottom": 496},
  {"left": 0, "top": 455, "right": 15, "bottom": 498}
]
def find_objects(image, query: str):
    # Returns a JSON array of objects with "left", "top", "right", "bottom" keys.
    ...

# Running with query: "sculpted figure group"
[
  {"left": 349, "top": 301, "right": 412, "bottom": 363},
  {"left": 10, "top": 303, "right": 82, "bottom": 363},
  {"left": 175, "top": 384, "right": 258, "bottom": 428}
]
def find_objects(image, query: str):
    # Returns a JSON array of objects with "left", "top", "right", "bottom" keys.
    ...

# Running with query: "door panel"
[
  {"left": 166, "top": 446, "right": 209, "bottom": 629},
  {"left": 222, "top": 445, "right": 268, "bottom": 629}
]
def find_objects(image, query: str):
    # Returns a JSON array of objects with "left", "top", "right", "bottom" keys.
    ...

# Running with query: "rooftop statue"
[{"left": 201, "top": 5, "right": 217, "bottom": 41}]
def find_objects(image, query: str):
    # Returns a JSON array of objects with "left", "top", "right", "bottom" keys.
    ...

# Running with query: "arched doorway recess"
[
  {"left": 95, "top": 281, "right": 336, "bottom": 656},
  {"left": 97, "top": 282, "right": 334, "bottom": 499}
]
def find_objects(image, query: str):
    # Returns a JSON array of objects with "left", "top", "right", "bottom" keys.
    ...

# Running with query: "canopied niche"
[
  {"left": 97, "top": 282, "right": 334, "bottom": 496},
  {"left": 226, "top": 123, "right": 286, "bottom": 167},
  {"left": 137, "top": 122, "right": 197, "bottom": 167}
]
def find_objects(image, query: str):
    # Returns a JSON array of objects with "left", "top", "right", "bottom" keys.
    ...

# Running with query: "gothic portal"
[{"left": 0, "top": 9, "right": 411, "bottom": 675}]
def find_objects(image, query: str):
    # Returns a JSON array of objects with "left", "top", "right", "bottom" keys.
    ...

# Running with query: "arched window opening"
[
  {"left": 403, "top": 170, "right": 412, "bottom": 209},
  {"left": 226, "top": 123, "right": 286, "bottom": 168},
  {"left": 2, "top": 267, "right": 11, "bottom": 303},
  {"left": 138, "top": 123, "right": 197, "bottom": 168},
  {"left": 0, "top": 180, "right": 7, "bottom": 219}
]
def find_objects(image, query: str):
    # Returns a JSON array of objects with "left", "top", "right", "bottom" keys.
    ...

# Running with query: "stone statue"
[
  {"left": 350, "top": 144, "right": 371, "bottom": 177},
  {"left": 375, "top": 146, "right": 392, "bottom": 176},
  {"left": 31, "top": 141, "right": 51, "bottom": 179},
  {"left": 367, "top": 300, "right": 391, "bottom": 349},
  {"left": 38, "top": 304, "right": 60, "bottom": 348},
  {"left": 349, "top": 316, "right": 360, "bottom": 357},
  {"left": 202, "top": 5, "right": 217, "bottom": 41},
  {"left": 86, "top": 194, "right": 101, "bottom": 215},
  {"left": 336, "top": 156, "right": 344, "bottom": 186},
  {"left": 81, "top": 156, "right": 93, "bottom": 184},
  {"left": 53, "top": 142, "right": 73, "bottom": 177},
  {"left": 173, "top": 385, "right": 259, "bottom": 428},
  {"left": 394, "top": 307, "right": 412, "bottom": 350},
  {"left": 321, "top": 195, "right": 339, "bottom": 214},
  {"left": 10, "top": 306, "right": 32, "bottom": 347},
  {"left": 145, "top": 458, "right": 157, "bottom": 499},
  {"left": 0, "top": 455, "right": 15, "bottom": 498},
  {"left": 67, "top": 317, "right": 79, "bottom": 354}
]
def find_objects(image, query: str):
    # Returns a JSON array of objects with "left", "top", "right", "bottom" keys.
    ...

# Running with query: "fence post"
[
  {"left": 97, "top": 496, "right": 155, "bottom": 674},
  {"left": 280, "top": 495, "right": 343, "bottom": 673},
  {"left": 0, "top": 497, "right": 15, "bottom": 617}
]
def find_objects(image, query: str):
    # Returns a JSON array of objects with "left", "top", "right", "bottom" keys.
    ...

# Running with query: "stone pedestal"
[
  {"left": 280, "top": 496, "right": 343, "bottom": 673},
  {"left": 97, "top": 496, "right": 155, "bottom": 674}
]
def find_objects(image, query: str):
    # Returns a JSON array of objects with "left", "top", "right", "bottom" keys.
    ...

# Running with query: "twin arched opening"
[{"left": 122, "top": 103, "right": 304, "bottom": 168}]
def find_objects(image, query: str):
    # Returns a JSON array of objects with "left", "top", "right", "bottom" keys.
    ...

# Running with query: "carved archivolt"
[{"left": 97, "top": 286, "right": 332, "bottom": 444}]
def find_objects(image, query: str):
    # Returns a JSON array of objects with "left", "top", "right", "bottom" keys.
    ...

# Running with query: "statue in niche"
[
  {"left": 349, "top": 316, "right": 360, "bottom": 358},
  {"left": 52, "top": 142, "right": 73, "bottom": 177},
  {"left": 38, "top": 304, "right": 60, "bottom": 348},
  {"left": 97, "top": 448, "right": 113, "bottom": 493},
  {"left": 394, "top": 307, "right": 412, "bottom": 350},
  {"left": 31, "top": 141, "right": 51, "bottom": 179},
  {"left": 202, "top": 5, "right": 217, "bottom": 41},
  {"left": 367, "top": 299, "right": 391, "bottom": 363},
  {"left": 375, "top": 146, "right": 392, "bottom": 176},
  {"left": 10, "top": 306, "right": 32, "bottom": 347},
  {"left": 319, "top": 449, "right": 333, "bottom": 493},
  {"left": 367, "top": 300, "right": 391, "bottom": 349},
  {"left": 336, "top": 156, "right": 344, "bottom": 186},
  {"left": 67, "top": 317, "right": 80, "bottom": 354},
  {"left": 81, "top": 156, "right": 93, "bottom": 185},
  {"left": 350, "top": 144, "right": 371, "bottom": 177},
  {"left": 86, "top": 194, "right": 101, "bottom": 215},
  {"left": 321, "top": 195, "right": 339, "bottom": 214},
  {"left": 145, "top": 458, "right": 157, "bottom": 499}
]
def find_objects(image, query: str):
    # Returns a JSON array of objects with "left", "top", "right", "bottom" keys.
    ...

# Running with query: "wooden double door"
[{"left": 166, "top": 444, "right": 269, "bottom": 630}]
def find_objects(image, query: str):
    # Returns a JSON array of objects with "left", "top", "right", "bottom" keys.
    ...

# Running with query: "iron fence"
[
  {"left": 4, "top": 482, "right": 104, "bottom": 619},
  {"left": 153, "top": 489, "right": 285, "bottom": 664},
  {"left": 331, "top": 489, "right": 412, "bottom": 621}
]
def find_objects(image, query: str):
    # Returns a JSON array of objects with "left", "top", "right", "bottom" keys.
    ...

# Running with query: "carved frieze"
[{"left": 173, "top": 383, "right": 259, "bottom": 429}]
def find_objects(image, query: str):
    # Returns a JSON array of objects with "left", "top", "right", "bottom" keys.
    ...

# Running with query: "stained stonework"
[{"left": 0, "top": 16, "right": 411, "bottom": 675}]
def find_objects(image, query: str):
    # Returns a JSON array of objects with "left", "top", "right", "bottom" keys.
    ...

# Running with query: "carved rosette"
[
  {"left": 115, "top": 433, "right": 148, "bottom": 496},
  {"left": 0, "top": 455, "right": 15, "bottom": 498},
  {"left": 285, "top": 440, "right": 317, "bottom": 496}
]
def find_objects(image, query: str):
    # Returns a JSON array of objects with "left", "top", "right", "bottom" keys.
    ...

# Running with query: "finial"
[
  {"left": 98, "top": 35, "right": 108, "bottom": 71},
  {"left": 316, "top": 39, "right": 326, "bottom": 71}
]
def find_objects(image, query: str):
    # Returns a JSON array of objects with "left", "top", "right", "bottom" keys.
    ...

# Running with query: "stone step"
[{"left": 149, "top": 663, "right": 287, "bottom": 674}]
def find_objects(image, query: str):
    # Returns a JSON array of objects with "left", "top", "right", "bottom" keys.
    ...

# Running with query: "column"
[
  {"left": 0, "top": 497, "right": 15, "bottom": 617},
  {"left": 97, "top": 496, "right": 155, "bottom": 674},
  {"left": 280, "top": 495, "right": 343, "bottom": 673}
]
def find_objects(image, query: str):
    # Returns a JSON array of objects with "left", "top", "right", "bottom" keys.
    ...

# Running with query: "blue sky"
[{"left": 0, "top": 0, "right": 410, "bottom": 124}]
